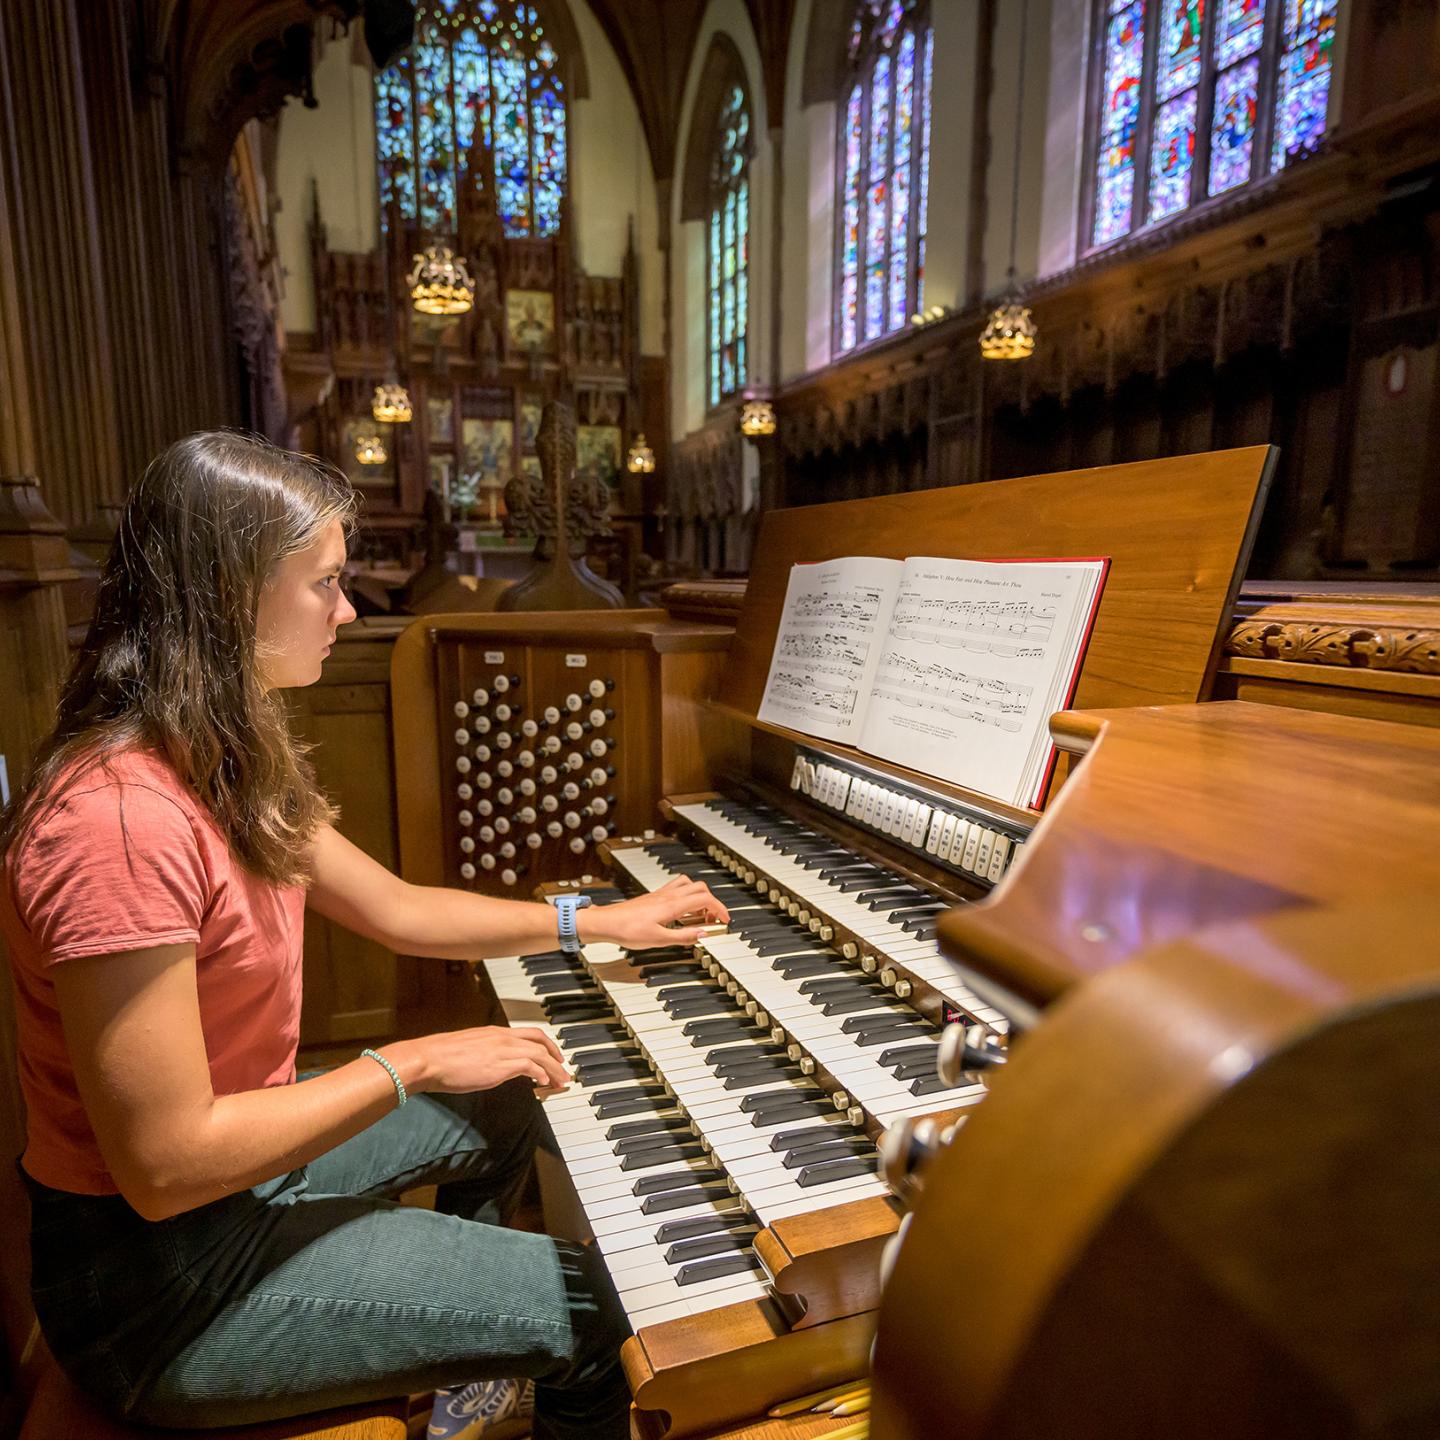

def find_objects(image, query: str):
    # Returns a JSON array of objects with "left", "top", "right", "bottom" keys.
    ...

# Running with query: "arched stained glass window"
[
  {"left": 836, "top": 0, "right": 933, "bottom": 356},
  {"left": 376, "top": 0, "right": 567, "bottom": 239},
  {"left": 1088, "top": 0, "right": 1340, "bottom": 250},
  {"left": 708, "top": 85, "right": 751, "bottom": 410}
]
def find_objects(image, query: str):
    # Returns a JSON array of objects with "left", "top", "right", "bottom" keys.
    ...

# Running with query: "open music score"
[{"left": 758, "top": 553, "right": 1109, "bottom": 807}]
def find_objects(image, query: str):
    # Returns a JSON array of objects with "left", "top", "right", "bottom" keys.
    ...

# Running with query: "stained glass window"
[
  {"left": 1086, "top": 0, "right": 1342, "bottom": 249},
  {"left": 834, "top": 0, "right": 933, "bottom": 356},
  {"left": 708, "top": 84, "right": 751, "bottom": 409},
  {"left": 375, "top": 1, "right": 567, "bottom": 239}
]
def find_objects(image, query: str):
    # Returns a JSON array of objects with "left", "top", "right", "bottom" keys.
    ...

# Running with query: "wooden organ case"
[{"left": 390, "top": 447, "right": 1436, "bottom": 1438}]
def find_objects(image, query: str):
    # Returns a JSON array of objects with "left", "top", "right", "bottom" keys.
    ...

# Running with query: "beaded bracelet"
[{"left": 361, "top": 1047, "right": 408, "bottom": 1108}]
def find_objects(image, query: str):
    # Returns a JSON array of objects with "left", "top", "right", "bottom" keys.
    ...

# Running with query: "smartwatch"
[{"left": 552, "top": 893, "right": 593, "bottom": 954}]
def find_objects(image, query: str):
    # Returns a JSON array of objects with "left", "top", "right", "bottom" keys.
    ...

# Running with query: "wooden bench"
[{"left": 19, "top": 1346, "right": 408, "bottom": 1440}]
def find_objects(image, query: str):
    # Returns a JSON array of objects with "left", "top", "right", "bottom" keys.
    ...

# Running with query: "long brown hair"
[{"left": 0, "top": 431, "right": 358, "bottom": 886}]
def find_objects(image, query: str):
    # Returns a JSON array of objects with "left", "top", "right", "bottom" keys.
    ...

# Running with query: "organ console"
[{"left": 395, "top": 448, "right": 1440, "bottom": 1437}]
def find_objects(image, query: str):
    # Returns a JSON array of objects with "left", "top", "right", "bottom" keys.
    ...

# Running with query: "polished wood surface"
[
  {"left": 723, "top": 449, "right": 1276, "bottom": 773},
  {"left": 937, "top": 701, "right": 1440, "bottom": 1010},
  {"left": 874, "top": 886, "right": 1440, "bottom": 1439},
  {"left": 623, "top": 1301, "right": 873, "bottom": 1440}
]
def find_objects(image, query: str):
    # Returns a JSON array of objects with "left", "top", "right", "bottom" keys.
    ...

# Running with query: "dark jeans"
[{"left": 24, "top": 1078, "right": 631, "bottom": 1437}]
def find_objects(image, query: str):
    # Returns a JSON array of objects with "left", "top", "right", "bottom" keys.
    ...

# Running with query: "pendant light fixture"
[
  {"left": 625, "top": 433, "right": 656, "bottom": 474},
  {"left": 409, "top": 243, "right": 475, "bottom": 316},
  {"left": 980, "top": 0, "right": 1037, "bottom": 362}
]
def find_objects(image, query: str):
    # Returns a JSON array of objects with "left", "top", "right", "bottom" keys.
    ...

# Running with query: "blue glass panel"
[
  {"left": 1157, "top": 1, "right": 1205, "bottom": 102},
  {"left": 1094, "top": 0, "right": 1144, "bottom": 244},
  {"left": 916, "top": 27, "right": 932, "bottom": 311},
  {"left": 1209, "top": 57, "right": 1259, "bottom": 194},
  {"left": 889, "top": 29, "right": 915, "bottom": 333},
  {"left": 1214, "top": 0, "right": 1266, "bottom": 65},
  {"left": 866, "top": 55, "right": 892, "bottom": 341},
  {"left": 1148, "top": 88, "right": 1197, "bottom": 222},
  {"left": 841, "top": 83, "right": 863, "bottom": 352},
  {"left": 531, "top": 83, "right": 565, "bottom": 235},
  {"left": 1273, "top": 0, "right": 1336, "bottom": 168},
  {"left": 414, "top": 31, "right": 455, "bottom": 232},
  {"left": 375, "top": 56, "right": 415, "bottom": 226},
  {"left": 493, "top": 52, "right": 530, "bottom": 235},
  {"left": 453, "top": 28, "right": 490, "bottom": 170}
]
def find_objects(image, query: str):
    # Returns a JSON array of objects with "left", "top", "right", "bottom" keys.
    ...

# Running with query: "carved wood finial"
[{"left": 498, "top": 401, "right": 622, "bottom": 611}]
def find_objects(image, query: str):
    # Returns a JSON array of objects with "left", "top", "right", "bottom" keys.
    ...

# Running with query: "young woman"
[{"left": 0, "top": 431, "right": 726, "bottom": 1438}]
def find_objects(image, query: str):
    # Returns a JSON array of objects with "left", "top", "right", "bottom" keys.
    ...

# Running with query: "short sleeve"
[{"left": 15, "top": 780, "right": 208, "bottom": 965}]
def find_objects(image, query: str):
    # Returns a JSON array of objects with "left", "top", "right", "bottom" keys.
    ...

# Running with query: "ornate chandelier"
[
  {"left": 981, "top": 0, "right": 1037, "bottom": 363},
  {"left": 408, "top": 244, "right": 475, "bottom": 315},
  {"left": 739, "top": 398, "right": 777, "bottom": 437},
  {"left": 371, "top": 381, "right": 413, "bottom": 424},
  {"left": 354, "top": 432, "right": 388, "bottom": 465},
  {"left": 979, "top": 296, "right": 1037, "bottom": 360},
  {"left": 625, "top": 433, "right": 656, "bottom": 474}
]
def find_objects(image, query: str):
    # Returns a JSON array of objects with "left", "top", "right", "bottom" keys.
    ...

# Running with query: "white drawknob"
[
  {"left": 543, "top": 705, "right": 560, "bottom": 724},
  {"left": 540, "top": 795, "right": 558, "bottom": 813},
  {"left": 517, "top": 751, "right": 534, "bottom": 768},
  {"left": 474, "top": 745, "right": 491, "bottom": 763},
  {"left": 455, "top": 756, "right": 471, "bottom": 774},
  {"left": 453, "top": 701, "right": 470, "bottom": 718},
  {"left": 496, "top": 760, "right": 512, "bottom": 778},
  {"left": 456, "top": 782, "right": 473, "bottom": 800},
  {"left": 564, "top": 753, "right": 583, "bottom": 771},
  {"left": 496, "top": 788, "right": 513, "bottom": 806},
  {"left": 540, "top": 766, "right": 558, "bottom": 784},
  {"left": 591, "top": 826, "right": 607, "bottom": 842},
  {"left": 454, "top": 728, "right": 470, "bottom": 745},
  {"left": 479, "top": 854, "right": 496, "bottom": 870},
  {"left": 474, "top": 716, "right": 491, "bottom": 734},
  {"left": 460, "top": 861, "right": 476, "bottom": 880},
  {"left": 588, "top": 679, "right": 606, "bottom": 698},
  {"left": 494, "top": 817, "right": 510, "bottom": 835},
  {"left": 492, "top": 675, "right": 510, "bottom": 693},
  {"left": 562, "top": 782, "right": 579, "bottom": 801},
  {"left": 590, "top": 798, "right": 609, "bottom": 816},
  {"left": 458, "top": 809, "right": 473, "bottom": 827},
  {"left": 479, "top": 826, "right": 495, "bottom": 843},
  {"left": 521, "top": 719, "right": 538, "bottom": 737},
  {"left": 495, "top": 732, "right": 512, "bottom": 750},
  {"left": 501, "top": 868, "right": 517, "bottom": 886},
  {"left": 471, "top": 688, "right": 488, "bottom": 706},
  {"left": 546, "top": 820, "right": 563, "bottom": 838},
  {"left": 475, "top": 798, "right": 493, "bottom": 817},
  {"left": 499, "top": 841, "right": 516, "bottom": 859},
  {"left": 459, "top": 836, "right": 475, "bottom": 853},
  {"left": 495, "top": 704, "right": 511, "bottom": 722},
  {"left": 564, "top": 811, "right": 581, "bottom": 829},
  {"left": 565, "top": 721, "right": 583, "bottom": 740},
  {"left": 568, "top": 837, "right": 585, "bottom": 854},
  {"left": 589, "top": 738, "right": 608, "bottom": 757},
  {"left": 589, "top": 709, "right": 606, "bottom": 727},
  {"left": 589, "top": 768, "right": 607, "bottom": 786}
]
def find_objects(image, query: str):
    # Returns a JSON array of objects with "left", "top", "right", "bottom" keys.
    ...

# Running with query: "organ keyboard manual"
[{"left": 757, "top": 553, "right": 1109, "bottom": 808}]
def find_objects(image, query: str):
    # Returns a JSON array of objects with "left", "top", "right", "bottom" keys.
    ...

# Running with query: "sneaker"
[{"left": 427, "top": 1378, "right": 534, "bottom": 1440}]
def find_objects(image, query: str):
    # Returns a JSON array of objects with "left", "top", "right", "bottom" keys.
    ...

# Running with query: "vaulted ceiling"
[
  {"left": 561, "top": 0, "right": 798, "bottom": 181},
  {"left": 173, "top": 0, "right": 799, "bottom": 182}
]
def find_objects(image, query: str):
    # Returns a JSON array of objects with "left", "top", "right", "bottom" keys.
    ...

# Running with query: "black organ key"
[
  {"left": 782, "top": 1138, "right": 877, "bottom": 1169},
  {"left": 639, "top": 1183, "right": 733, "bottom": 1214},
  {"left": 606, "top": 1115, "right": 690, "bottom": 1142},
  {"left": 675, "top": 1253, "right": 764, "bottom": 1286},
  {"left": 750, "top": 1099, "right": 831, "bottom": 1127},
  {"left": 738, "top": 1086, "right": 821, "bottom": 1114},
  {"left": 767, "top": 1122, "right": 865, "bottom": 1152},
  {"left": 878, "top": 1042, "right": 943, "bottom": 1067},
  {"left": 653, "top": 1211, "right": 754, "bottom": 1244},
  {"left": 796, "top": 1153, "right": 882, "bottom": 1188},
  {"left": 663, "top": 1231, "right": 759, "bottom": 1265},
  {"left": 619, "top": 1143, "right": 707, "bottom": 1170},
  {"left": 631, "top": 1167, "right": 725, "bottom": 1197}
]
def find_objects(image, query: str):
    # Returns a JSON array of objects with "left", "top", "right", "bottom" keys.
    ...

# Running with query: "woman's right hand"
[{"left": 391, "top": 1025, "right": 570, "bottom": 1096}]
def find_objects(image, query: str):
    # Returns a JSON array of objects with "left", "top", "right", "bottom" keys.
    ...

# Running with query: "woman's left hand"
[{"left": 585, "top": 876, "right": 730, "bottom": 951}]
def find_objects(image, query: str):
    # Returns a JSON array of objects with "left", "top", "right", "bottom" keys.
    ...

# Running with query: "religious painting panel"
[
  {"left": 577, "top": 424, "right": 622, "bottom": 494},
  {"left": 505, "top": 289, "right": 556, "bottom": 357}
]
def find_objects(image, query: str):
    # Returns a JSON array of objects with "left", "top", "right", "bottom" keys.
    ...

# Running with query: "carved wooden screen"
[
  {"left": 375, "top": 0, "right": 569, "bottom": 239},
  {"left": 1085, "top": 0, "right": 1340, "bottom": 251},
  {"left": 834, "top": 0, "right": 934, "bottom": 356}
]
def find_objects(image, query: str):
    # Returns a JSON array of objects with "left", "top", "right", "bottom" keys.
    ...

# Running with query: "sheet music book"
[{"left": 756, "top": 553, "right": 1109, "bottom": 808}]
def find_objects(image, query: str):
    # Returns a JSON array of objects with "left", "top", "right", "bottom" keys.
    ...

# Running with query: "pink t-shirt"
[{"left": 0, "top": 748, "right": 306, "bottom": 1194}]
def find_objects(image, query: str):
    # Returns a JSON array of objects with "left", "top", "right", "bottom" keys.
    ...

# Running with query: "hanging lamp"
[
  {"left": 739, "top": 398, "right": 777, "bottom": 437},
  {"left": 625, "top": 434, "right": 656, "bottom": 474},
  {"left": 981, "top": 0, "right": 1037, "bottom": 362},
  {"left": 408, "top": 243, "right": 475, "bottom": 316}
]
